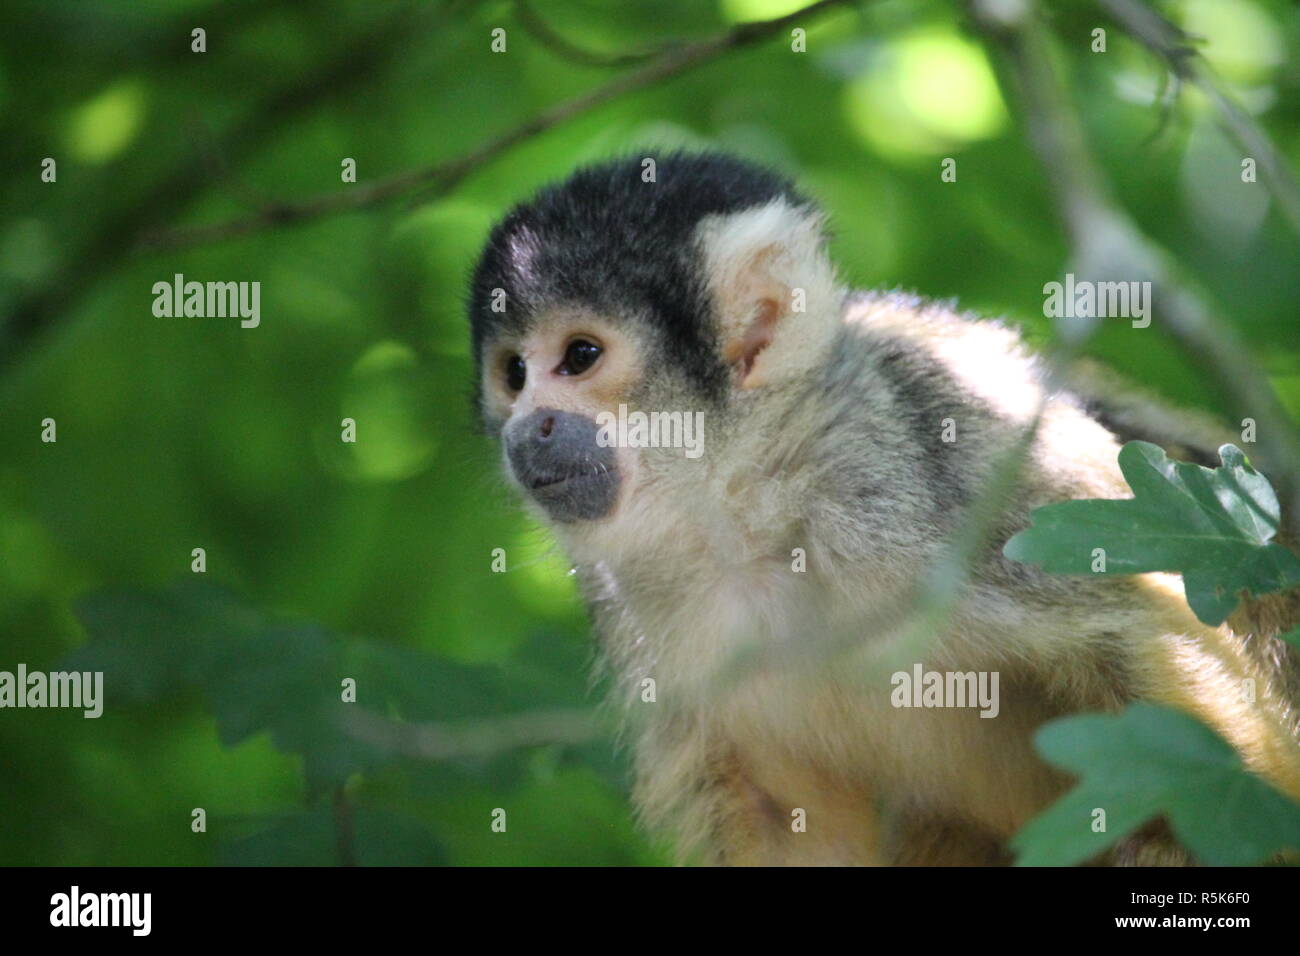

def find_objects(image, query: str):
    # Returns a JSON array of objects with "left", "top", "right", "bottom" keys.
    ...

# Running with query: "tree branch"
[
  {"left": 511, "top": 0, "right": 667, "bottom": 68},
  {"left": 138, "top": 0, "right": 853, "bottom": 252},
  {"left": 0, "top": 2, "right": 461, "bottom": 378},
  {"left": 970, "top": 0, "right": 1300, "bottom": 522},
  {"left": 342, "top": 707, "right": 605, "bottom": 761}
]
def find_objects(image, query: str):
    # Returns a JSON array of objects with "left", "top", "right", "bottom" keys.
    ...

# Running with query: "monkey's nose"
[{"left": 538, "top": 416, "right": 555, "bottom": 439}]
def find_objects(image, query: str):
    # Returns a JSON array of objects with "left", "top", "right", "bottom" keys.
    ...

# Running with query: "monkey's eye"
[
  {"left": 559, "top": 339, "right": 602, "bottom": 376},
  {"left": 504, "top": 354, "right": 526, "bottom": 392}
]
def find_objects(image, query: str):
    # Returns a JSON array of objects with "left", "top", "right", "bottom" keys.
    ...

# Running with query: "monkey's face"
[
  {"left": 480, "top": 309, "right": 650, "bottom": 524},
  {"left": 468, "top": 154, "right": 844, "bottom": 532}
]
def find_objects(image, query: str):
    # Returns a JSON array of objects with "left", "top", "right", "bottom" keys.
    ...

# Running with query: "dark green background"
[{"left": 1, "top": 0, "right": 1297, "bottom": 865}]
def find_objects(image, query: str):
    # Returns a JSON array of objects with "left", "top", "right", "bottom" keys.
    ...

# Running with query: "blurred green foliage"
[{"left": 1, "top": 0, "right": 1299, "bottom": 864}]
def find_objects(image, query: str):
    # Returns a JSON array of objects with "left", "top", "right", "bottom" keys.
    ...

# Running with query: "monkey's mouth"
[
  {"left": 521, "top": 464, "right": 622, "bottom": 522},
  {"left": 505, "top": 410, "right": 621, "bottom": 521},
  {"left": 528, "top": 467, "right": 606, "bottom": 492}
]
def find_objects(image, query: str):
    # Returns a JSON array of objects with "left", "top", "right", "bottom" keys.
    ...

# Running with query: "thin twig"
[
  {"left": 342, "top": 707, "right": 605, "bottom": 761},
  {"left": 139, "top": 0, "right": 853, "bottom": 251},
  {"left": 1096, "top": 0, "right": 1300, "bottom": 235},
  {"left": 512, "top": 0, "right": 668, "bottom": 67},
  {"left": 332, "top": 783, "right": 359, "bottom": 866}
]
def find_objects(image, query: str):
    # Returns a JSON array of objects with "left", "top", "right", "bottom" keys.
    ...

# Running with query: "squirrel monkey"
[{"left": 467, "top": 152, "right": 1300, "bottom": 865}]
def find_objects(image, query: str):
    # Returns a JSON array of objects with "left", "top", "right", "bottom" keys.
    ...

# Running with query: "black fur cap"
[{"left": 468, "top": 151, "right": 811, "bottom": 401}]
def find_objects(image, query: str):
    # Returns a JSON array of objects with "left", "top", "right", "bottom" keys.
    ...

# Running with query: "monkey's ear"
[{"left": 697, "top": 200, "right": 838, "bottom": 389}]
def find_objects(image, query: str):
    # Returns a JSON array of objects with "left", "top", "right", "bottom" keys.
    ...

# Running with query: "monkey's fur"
[{"left": 468, "top": 152, "right": 1300, "bottom": 865}]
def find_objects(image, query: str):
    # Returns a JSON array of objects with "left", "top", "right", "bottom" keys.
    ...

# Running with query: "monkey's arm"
[{"left": 1130, "top": 574, "right": 1300, "bottom": 801}]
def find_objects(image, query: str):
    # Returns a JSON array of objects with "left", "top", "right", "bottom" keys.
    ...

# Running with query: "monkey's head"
[{"left": 468, "top": 151, "right": 842, "bottom": 531}]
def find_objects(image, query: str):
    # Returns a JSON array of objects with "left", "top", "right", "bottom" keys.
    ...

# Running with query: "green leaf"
[
  {"left": 1003, "top": 441, "right": 1300, "bottom": 625},
  {"left": 64, "top": 583, "right": 263, "bottom": 703},
  {"left": 1012, "top": 704, "right": 1300, "bottom": 865},
  {"left": 64, "top": 582, "right": 608, "bottom": 794}
]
